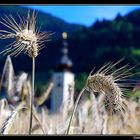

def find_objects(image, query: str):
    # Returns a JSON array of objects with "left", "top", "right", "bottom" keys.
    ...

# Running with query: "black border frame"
[
  {"left": 0, "top": 1, "right": 139, "bottom": 139},
  {"left": 0, "top": 0, "right": 140, "bottom": 4}
]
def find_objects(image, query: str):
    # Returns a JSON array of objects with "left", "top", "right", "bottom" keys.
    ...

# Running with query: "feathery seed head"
[
  {"left": 0, "top": 10, "right": 53, "bottom": 58},
  {"left": 86, "top": 59, "right": 139, "bottom": 115},
  {"left": 87, "top": 73, "right": 112, "bottom": 93}
]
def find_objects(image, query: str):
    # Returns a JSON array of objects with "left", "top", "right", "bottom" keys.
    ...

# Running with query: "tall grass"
[
  {"left": 0, "top": 10, "right": 52, "bottom": 135},
  {"left": 0, "top": 10, "right": 139, "bottom": 135},
  {"left": 66, "top": 58, "right": 139, "bottom": 134}
]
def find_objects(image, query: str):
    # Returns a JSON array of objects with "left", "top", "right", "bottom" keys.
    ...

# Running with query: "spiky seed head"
[
  {"left": 0, "top": 10, "right": 53, "bottom": 58},
  {"left": 86, "top": 59, "right": 138, "bottom": 115}
]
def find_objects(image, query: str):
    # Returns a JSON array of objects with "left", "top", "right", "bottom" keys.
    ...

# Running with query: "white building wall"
[
  {"left": 51, "top": 71, "right": 74, "bottom": 113},
  {"left": 63, "top": 72, "right": 74, "bottom": 103}
]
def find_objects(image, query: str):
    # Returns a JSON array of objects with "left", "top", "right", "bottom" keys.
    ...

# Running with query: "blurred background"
[{"left": 0, "top": 5, "right": 140, "bottom": 107}]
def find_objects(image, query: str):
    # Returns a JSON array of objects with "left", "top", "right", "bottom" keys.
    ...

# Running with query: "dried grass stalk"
[
  {"left": 0, "top": 10, "right": 53, "bottom": 135},
  {"left": 36, "top": 82, "right": 53, "bottom": 106},
  {"left": 0, "top": 103, "right": 27, "bottom": 134}
]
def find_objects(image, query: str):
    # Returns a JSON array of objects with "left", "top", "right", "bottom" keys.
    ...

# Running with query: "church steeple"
[
  {"left": 56, "top": 32, "right": 73, "bottom": 72},
  {"left": 51, "top": 32, "right": 74, "bottom": 113}
]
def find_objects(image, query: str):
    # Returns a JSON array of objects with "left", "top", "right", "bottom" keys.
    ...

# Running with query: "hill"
[
  {"left": 0, "top": 5, "right": 84, "bottom": 75},
  {"left": 0, "top": 6, "right": 140, "bottom": 78}
]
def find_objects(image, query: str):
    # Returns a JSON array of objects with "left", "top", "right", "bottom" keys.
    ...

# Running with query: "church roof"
[{"left": 56, "top": 32, "right": 73, "bottom": 72}]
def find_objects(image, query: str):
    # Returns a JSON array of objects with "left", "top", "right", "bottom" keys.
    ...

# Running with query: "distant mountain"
[
  {"left": 0, "top": 6, "right": 84, "bottom": 39},
  {"left": 0, "top": 6, "right": 140, "bottom": 77},
  {"left": 0, "top": 5, "right": 84, "bottom": 75}
]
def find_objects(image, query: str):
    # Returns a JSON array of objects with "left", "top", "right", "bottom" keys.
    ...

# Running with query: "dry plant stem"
[
  {"left": 66, "top": 87, "right": 86, "bottom": 135},
  {"left": 31, "top": 107, "right": 46, "bottom": 134},
  {"left": 29, "top": 57, "right": 35, "bottom": 135},
  {"left": 0, "top": 107, "right": 27, "bottom": 134}
]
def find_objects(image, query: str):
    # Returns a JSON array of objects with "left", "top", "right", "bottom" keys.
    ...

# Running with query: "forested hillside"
[{"left": 0, "top": 6, "right": 140, "bottom": 76}]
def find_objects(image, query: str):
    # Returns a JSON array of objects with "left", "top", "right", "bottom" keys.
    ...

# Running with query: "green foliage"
[
  {"left": 35, "top": 81, "right": 48, "bottom": 97},
  {"left": 132, "top": 48, "right": 140, "bottom": 56},
  {"left": 35, "top": 70, "right": 53, "bottom": 97},
  {"left": 75, "top": 72, "right": 88, "bottom": 92},
  {"left": 133, "top": 90, "right": 140, "bottom": 98},
  {"left": 0, "top": 6, "right": 140, "bottom": 76}
]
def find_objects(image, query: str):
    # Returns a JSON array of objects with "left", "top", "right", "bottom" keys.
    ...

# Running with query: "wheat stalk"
[
  {"left": 32, "top": 106, "right": 46, "bottom": 134},
  {"left": 0, "top": 10, "right": 53, "bottom": 135},
  {"left": 86, "top": 58, "right": 139, "bottom": 115},
  {"left": 66, "top": 58, "right": 139, "bottom": 134},
  {"left": 0, "top": 98, "right": 8, "bottom": 112},
  {"left": 0, "top": 103, "right": 27, "bottom": 134},
  {"left": 65, "top": 87, "right": 86, "bottom": 134},
  {"left": 36, "top": 82, "right": 54, "bottom": 106},
  {"left": 31, "top": 124, "right": 40, "bottom": 133},
  {"left": 0, "top": 10, "right": 53, "bottom": 57},
  {"left": 0, "top": 110, "right": 18, "bottom": 134}
]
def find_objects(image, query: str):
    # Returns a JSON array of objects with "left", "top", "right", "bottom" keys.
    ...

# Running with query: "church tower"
[{"left": 51, "top": 32, "right": 74, "bottom": 113}]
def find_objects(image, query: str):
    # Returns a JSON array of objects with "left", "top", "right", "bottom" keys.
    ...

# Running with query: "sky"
[{"left": 26, "top": 5, "right": 140, "bottom": 27}]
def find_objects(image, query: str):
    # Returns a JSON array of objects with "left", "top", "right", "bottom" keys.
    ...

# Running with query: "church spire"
[{"left": 56, "top": 32, "right": 73, "bottom": 72}]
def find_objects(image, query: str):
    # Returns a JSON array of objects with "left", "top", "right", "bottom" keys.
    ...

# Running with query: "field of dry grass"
[
  {"left": 0, "top": 10, "right": 140, "bottom": 135},
  {"left": 0, "top": 88, "right": 140, "bottom": 135}
]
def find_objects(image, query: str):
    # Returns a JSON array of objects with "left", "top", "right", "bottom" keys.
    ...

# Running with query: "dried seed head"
[
  {"left": 0, "top": 10, "right": 53, "bottom": 58},
  {"left": 87, "top": 73, "right": 125, "bottom": 115},
  {"left": 86, "top": 58, "right": 139, "bottom": 115},
  {"left": 27, "top": 43, "right": 39, "bottom": 58}
]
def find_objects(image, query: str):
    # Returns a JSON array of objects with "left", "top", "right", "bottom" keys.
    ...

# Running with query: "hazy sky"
[{"left": 26, "top": 5, "right": 140, "bottom": 26}]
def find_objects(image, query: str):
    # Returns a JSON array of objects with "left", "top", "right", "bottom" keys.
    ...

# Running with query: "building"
[{"left": 50, "top": 32, "right": 75, "bottom": 113}]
